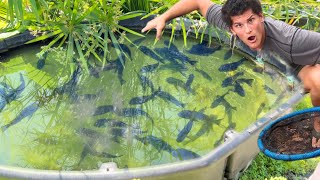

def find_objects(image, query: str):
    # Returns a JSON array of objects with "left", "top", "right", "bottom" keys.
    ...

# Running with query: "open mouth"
[{"left": 248, "top": 36, "right": 256, "bottom": 42}]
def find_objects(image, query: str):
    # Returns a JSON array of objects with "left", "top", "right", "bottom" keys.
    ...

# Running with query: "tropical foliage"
[{"left": 2, "top": 0, "right": 318, "bottom": 73}]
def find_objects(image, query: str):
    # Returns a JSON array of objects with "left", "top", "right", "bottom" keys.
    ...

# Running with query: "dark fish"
[
  {"left": 102, "top": 61, "right": 118, "bottom": 71},
  {"left": 171, "top": 148, "right": 200, "bottom": 160},
  {"left": 4, "top": 73, "right": 25, "bottom": 104},
  {"left": 187, "top": 41, "right": 221, "bottom": 56},
  {"left": 178, "top": 109, "right": 210, "bottom": 121},
  {"left": 236, "top": 78, "right": 254, "bottom": 87},
  {"left": 211, "top": 91, "right": 229, "bottom": 109},
  {"left": 129, "top": 88, "right": 160, "bottom": 105},
  {"left": 94, "top": 118, "right": 127, "bottom": 128},
  {"left": 139, "top": 46, "right": 164, "bottom": 63},
  {"left": 218, "top": 57, "right": 246, "bottom": 72},
  {"left": 94, "top": 118, "right": 146, "bottom": 143},
  {"left": 103, "top": 54, "right": 126, "bottom": 85},
  {"left": 187, "top": 123, "right": 210, "bottom": 142},
  {"left": 0, "top": 97, "right": 6, "bottom": 112},
  {"left": 37, "top": 58, "right": 45, "bottom": 69},
  {"left": 234, "top": 82, "right": 245, "bottom": 97},
  {"left": 111, "top": 43, "right": 131, "bottom": 58},
  {"left": 93, "top": 105, "right": 114, "bottom": 116},
  {"left": 140, "top": 63, "right": 159, "bottom": 74},
  {"left": 138, "top": 74, "right": 155, "bottom": 92},
  {"left": 166, "top": 77, "right": 186, "bottom": 89},
  {"left": 131, "top": 37, "right": 146, "bottom": 47},
  {"left": 222, "top": 72, "right": 244, "bottom": 87},
  {"left": 88, "top": 63, "right": 100, "bottom": 78},
  {"left": 264, "top": 85, "right": 276, "bottom": 94},
  {"left": 195, "top": 68, "right": 212, "bottom": 81},
  {"left": 36, "top": 52, "right": 48, "bottom": 69},
  {"left": 157, "top": 90, "right": 185, "bottom": 108},
  {"left": 224, "top": 49, "right": 233, "bottom": 60},
  {"left": 176, "top": 120, "right": 194, "bottom": 142},
  {"left": 55, "top": 66, "right": 82, "bottom": 96},
  {"left": 256, "top": 102, "right": 266, "bottom": 118},
  {"left": 78, "top": 144, "right": 122, "bottom": 166},
  {"left": 159, "top": 62, "right": 188, "bottom": 76},
  {"left": 164, "top": 40, "right": 179, "bottom": 52},
  {"left": 77, "top": 127, "right": 101, "bottom": 139},
  {"left": 2, "top": 102, "right": 39, "bottom": 132},
  {"left": 185, "top": 74, "right": 194, "bottom": 94},
  {"left": 116, "top": 108, "right": 154, "bottom": 125},
  {"left": 136, "top": 135, "right": 174, "bottom": 153},
  {"left": 154, "top": 47, "right": 197, "bottom": 65},
  {"left": 211, "top": 91, "right": 237, "bottom": 123}
]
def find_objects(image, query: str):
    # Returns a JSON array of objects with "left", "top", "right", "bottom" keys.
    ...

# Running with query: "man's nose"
[{"left": 244, "top": 24, "right": 252, "bottom": 33}]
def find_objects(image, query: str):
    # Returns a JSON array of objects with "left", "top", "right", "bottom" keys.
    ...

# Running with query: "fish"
[
  {"left": 136, "top": 135, "right": 174, "bottom": 153},
  {"left": 224, "top": 49, "right": 233, "bottom": 60},
  {"left": 116, "top": 108, "right": 154, "bottom": 125},
  {"left": 94, "top": 118, "right": 145, "bottom": 143},
  {"left": 185, "top": 74, "right": 194, "bottom": 94},
  {"left": 218, "top": 57, "right": 246, "bottom": 72},
  {"left": 36, "top": 58, "right": 45, "bottom": 69},
  {"left": 211, "top": 91, "right": 237, "bottom": 122},
  {"left": 129, "top": 88, "right": 160, "bottom": 105},
  {"left": 93, "top": 105, "right": 114, "bottom": 116},
  {"left": 176, "top": 120, "right": 194, "bottom": 142},
  {"left": 236, "top": 78, "right": 254, "bottom": 87},
  {"left": 166, "top": 77, "right": 186, "bottom": 90},
  {"left": 36, "top": 51, "right": 48, "bottom": 69},
  {"left": 131, "top": 37, "right": 146, "bottom": 47},
  {"left": 94, "top": 118, "right": 127, "bottom": 128},
  {"left": 154, "top": 47, "right": 197, "bottom": 65},
  {"left": 164, "top": 40, "right": 179, "bottom": 52},
  {"left": 256, "top": 102, "right": 266, "bottom": 118},
  {"left": 158, "top": 62, "right": 188, "bottom": 76},
  {"left": 187, "top": 41, "right": 221, "bottom": 56},
  {"left": 264, "top": 85, "right": 276, "bottom": 94},
  {"left": 55, "top": 66, "right": 82, "bottom": 96},
  {"left": 78, "top": 143, "right": 122, "bottom": 166},
  {"left": 0, "top": 97, "right": 6, "bottom": 112},
  {"left": 195, "top": 68, "right": 212, "bottom": 81},
  {"left": 211, "top": 91, "right": 230, "bottom": 109},
  {"left": 221, "top": 72, "right": 244, "bottom": 87},
  {"left": 88, "top": 63, "right": 100, "bottom": 78},
  {"left": 139, "top": 46, "right": 164, "bottom": 63},
  {"left": 2, "top": 73, "right": 26, "bottom": 104},
  {"left": 157, "top": 89, "right": 185, "bottom": 108},
  {"left": 171, "top": 148, "right": 200, "bottom": 160},
  {"left": 111, "top": 43, "right": 131, "bottom": 58},
  {"left": 233, "top": 82, "right": 245, "bottom": 97},
  {"left": 140, "top": 63, "right": 159, "bottom": 74},
  {"left": 1, "top": 102, "right": 39, "bottom": 132},
  {"left": 137, "top": 73, "right": 155, "bottom": 92},
  {"left": 102, "top": 54, "right": 126, "bottom": 85},
  {"left": 178, "top": 109, "right": 210, "bottom": 121}
]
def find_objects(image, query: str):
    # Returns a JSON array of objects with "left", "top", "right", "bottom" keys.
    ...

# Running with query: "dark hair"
[{"left": 221, "top": 0, "right": 262, "bottom": 27}]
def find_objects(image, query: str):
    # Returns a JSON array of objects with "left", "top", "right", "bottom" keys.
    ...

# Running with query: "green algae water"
[{"left": 0, "top": 34, "right": 298, "bottom": 170}]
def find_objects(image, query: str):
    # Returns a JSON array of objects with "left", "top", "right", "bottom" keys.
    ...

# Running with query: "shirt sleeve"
[
  {"left": 291, "top": 28, "right": 320, "bottom": 65},
  {"left": 205, "top": 4, "right": 229, "bottom": 31}
]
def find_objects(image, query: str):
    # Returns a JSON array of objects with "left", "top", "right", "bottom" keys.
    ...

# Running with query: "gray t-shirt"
[{"left": 206, "top": 4, "right": 320, "bottom": 74}]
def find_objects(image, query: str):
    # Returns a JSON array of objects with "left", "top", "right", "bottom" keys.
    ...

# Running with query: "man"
[{"left": 141, "top": 0, "right": 320, "bottom": 147}]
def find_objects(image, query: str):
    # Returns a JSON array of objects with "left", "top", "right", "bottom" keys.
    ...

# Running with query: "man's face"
[{"left": 230, "top": 9, "right": 265, "bottom": 51}]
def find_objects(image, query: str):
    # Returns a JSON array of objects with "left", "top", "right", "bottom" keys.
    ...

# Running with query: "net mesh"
[{"left": 262, "top": 111, "right": 320, "bottom": 155}]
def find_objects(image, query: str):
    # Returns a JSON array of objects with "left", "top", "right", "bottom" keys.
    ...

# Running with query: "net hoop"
[{"left": 258, "top": 107, "right": 320, "bottom": 161}]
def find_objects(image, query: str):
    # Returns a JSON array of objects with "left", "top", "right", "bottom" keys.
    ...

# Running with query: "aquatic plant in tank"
[{"left": 0, "top": 32, "right": 297, "bottom": 170}]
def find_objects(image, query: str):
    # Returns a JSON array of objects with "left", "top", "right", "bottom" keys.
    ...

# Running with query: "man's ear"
[
  {"left": 230, "top": 28, "right": 236, "bottom": 36},
  {"left": 259, "top": 13, "right": 265, "bottom": 22}
]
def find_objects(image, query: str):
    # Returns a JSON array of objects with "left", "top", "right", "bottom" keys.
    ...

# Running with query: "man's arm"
[{"left": 141, "top": 0, "right": 214, "bottom": 40}]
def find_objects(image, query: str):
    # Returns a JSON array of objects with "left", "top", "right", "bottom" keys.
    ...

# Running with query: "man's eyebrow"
[{"left": 248, "top": 15, "right": 255, "bottom": 19}]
